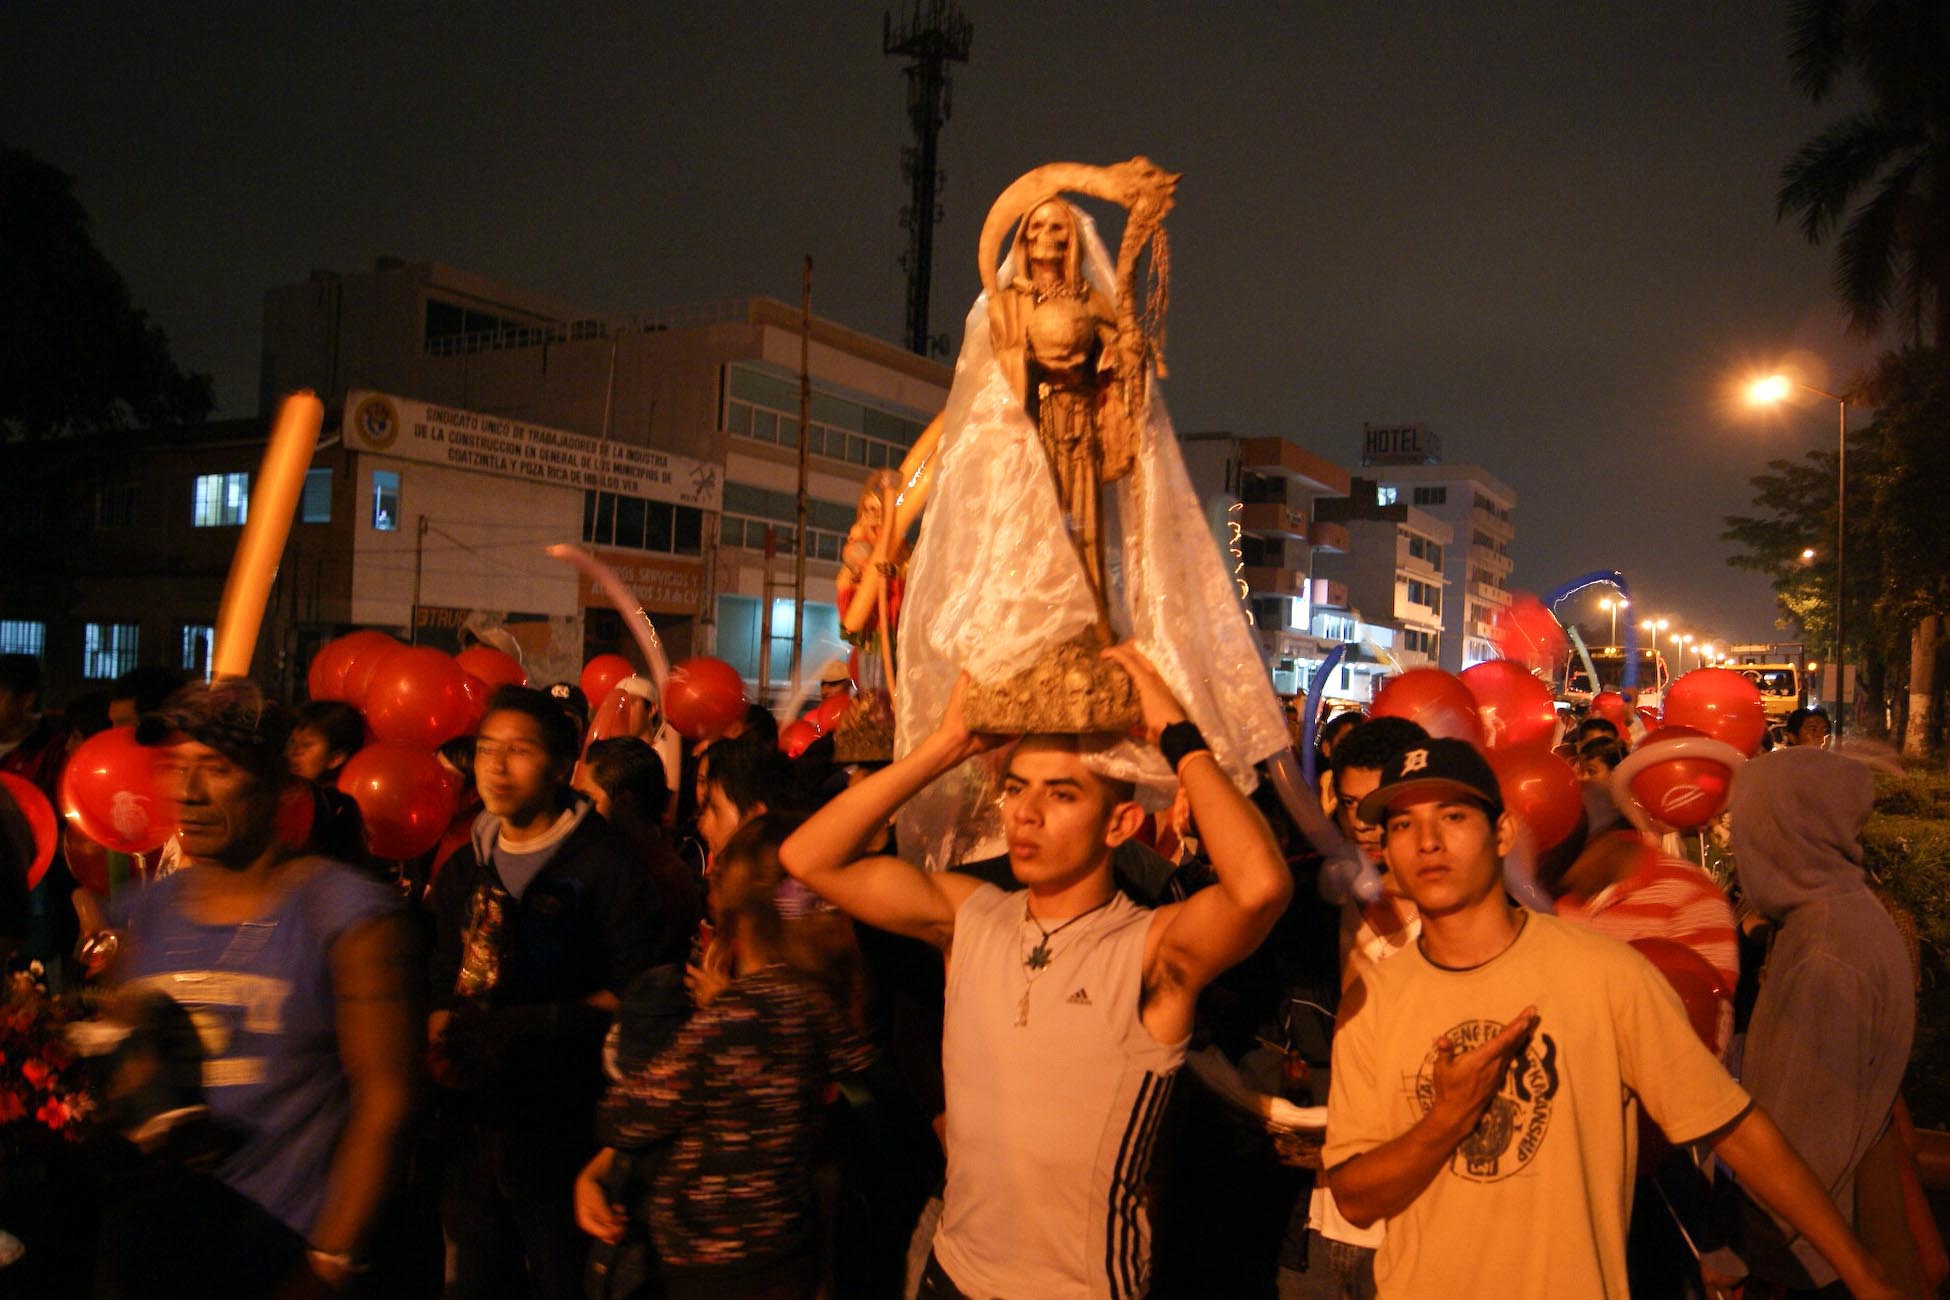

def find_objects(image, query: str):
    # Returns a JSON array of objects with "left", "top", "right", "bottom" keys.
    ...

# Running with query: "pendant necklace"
[{"left": 1016, "top": 894, "right": 1115, "bottom": 1027}]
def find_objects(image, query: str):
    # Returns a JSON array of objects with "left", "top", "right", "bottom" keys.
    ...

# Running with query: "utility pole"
[
  {"left": 885, "top": 0, "right": 971, "bottom": 357},
  {"left": 759, "top": 526, "right": 777, "bottom": 702},
  {"left": 791, "top": 257, "right": 812, "bottom": 704},
  {"left": 411, "top": 514, "right": 428, "bottom": 645}
]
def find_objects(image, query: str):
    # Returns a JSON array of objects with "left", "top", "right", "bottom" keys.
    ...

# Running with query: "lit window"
[
  {"left": 712, "top": 595, "right": 842, "bottom": 687},
  {"left": 82, "top": 623, "right": 139, "bottom": 679},
  {"left": 1376, "top": 485, "right": 1398, "bottom": 506},
  {"left": 300, "top": 468, "right": 332, "bottom": 523},
  {"left": 372, "top": 470, "right": 400, "bottom": 531},
  {"left": 192, "top": 472, "right": 250, "bottom": 527},
  {"left": 0, "top": 620, "right": 45, "bottom": 658},
  {"left": 180, "top": 625, "right": 215, "bottom": 680}
]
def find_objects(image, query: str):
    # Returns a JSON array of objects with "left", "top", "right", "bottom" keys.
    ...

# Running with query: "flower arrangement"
[{"left": 1, "top": 965, "right": 93, "bottom": 1138}]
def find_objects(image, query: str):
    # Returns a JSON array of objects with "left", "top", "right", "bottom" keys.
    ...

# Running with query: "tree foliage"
[
  {"left": 1777, "top": 0, "right": 1950, "bottom": 344},
  {"left": 0, "top": 144, "right": 214, "bottom": 440}
]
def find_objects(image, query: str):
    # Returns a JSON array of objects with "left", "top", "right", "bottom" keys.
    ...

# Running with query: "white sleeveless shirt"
[{"left": 933, "top": 884, "right": 1187, "bottom": 1300}]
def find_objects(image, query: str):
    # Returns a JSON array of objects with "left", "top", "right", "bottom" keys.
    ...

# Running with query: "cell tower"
[{"left": 884, "top": 0, "right": 972, "bottom": 357}]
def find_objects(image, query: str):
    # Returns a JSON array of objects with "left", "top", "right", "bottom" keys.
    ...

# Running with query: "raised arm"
[
  {"left": 1103, "top": 645, "right": 1293, "bottom": 1042},
  {"left": 1708, "top": 1106, "right": 1904, "bottom": 1300},
  {"left": 778, "top": 677, "right": 998, "bottom": 948}
]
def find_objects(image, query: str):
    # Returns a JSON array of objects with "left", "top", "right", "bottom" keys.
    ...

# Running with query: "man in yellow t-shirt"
[{"left": 1323, "top": 739, "right": 1901, "bottom": 1300}]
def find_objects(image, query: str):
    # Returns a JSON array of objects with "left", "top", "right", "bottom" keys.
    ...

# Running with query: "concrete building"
[
  {"left": 1347, "top": 422, "right": 1515, "bottom": 674},
  {"left": 1314, "top": 477, "right": 1454, "bottom": 674},
  {"left": 1368, "top": 464, "right": 1515, "bottom": 673},
  {"left": 3, "top": 260, "right": 950, "bottom": 704},
  {"left": 1180, "top": 433, "right": 1400, "bottom": 709}
]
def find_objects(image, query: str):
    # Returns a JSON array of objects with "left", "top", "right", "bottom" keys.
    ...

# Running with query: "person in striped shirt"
[{"left": 1549, "top": 829, "right": 1739, "bottom": 1004}]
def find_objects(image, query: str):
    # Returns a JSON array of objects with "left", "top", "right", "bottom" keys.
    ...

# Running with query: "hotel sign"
[
  {"left": 344, "top": 389, "right": 722, "bottom": 511},
  {"left": 1360, "top": 422, "right": 1442, "bottom": 466}
]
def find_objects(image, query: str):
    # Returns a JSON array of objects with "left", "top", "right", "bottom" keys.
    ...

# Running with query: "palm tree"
[{"left": 1776, "top": 0, "right": 1950, "bottom": 346}]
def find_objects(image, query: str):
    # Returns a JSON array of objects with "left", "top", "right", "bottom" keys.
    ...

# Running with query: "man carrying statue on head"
[
  {"left": 873, "top": 157, "right": 1295, "bottom": 872},
  {"left": 783, "top": 160, "right": 1315, "bottom": 1299}
]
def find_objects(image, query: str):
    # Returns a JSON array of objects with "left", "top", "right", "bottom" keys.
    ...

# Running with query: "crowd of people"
[{"left": 0, "top": 643, "right": 1935, "bottom": 1299}]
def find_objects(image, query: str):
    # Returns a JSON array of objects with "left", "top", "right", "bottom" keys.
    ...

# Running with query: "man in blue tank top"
[
  {"left": 116, "top": 680, "right": 416, "bottom": 1293},
  {"left": 782, "top": 646, "right": 1293, "bottom": 1300}
]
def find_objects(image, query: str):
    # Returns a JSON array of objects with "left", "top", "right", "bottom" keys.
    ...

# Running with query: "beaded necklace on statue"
[{"left": 1015, "top": 894, "right": 1115, "bottom": 1028}]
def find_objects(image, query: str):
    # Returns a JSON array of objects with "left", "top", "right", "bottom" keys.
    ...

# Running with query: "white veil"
[{"left": 894, "top": 202, "right": 1290, "bottom": 871}]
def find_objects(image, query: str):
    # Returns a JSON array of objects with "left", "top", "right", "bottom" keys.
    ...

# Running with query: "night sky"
[{"left": 3, "top": 2, "right": 1880, "bottom": 647}]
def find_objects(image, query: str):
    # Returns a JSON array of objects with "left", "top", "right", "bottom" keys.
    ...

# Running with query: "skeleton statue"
[
  {"left": 986, "top": 199, "right": 1134, "bottom": 622},
  {"left": 978, "top": 161, "right": 1175, "bottom": 635},
  {"left": 889, "top": 158, "right": 1292, "bottom": 868}
]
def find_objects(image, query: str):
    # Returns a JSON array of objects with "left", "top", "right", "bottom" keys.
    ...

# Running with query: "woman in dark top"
[{"left": 577, "top": 815, "right": 872, "bottom": 1300}]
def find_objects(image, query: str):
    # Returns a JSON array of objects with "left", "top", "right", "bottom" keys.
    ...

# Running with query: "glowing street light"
[
  {"left": 1801, "top": 547, "right": 1816, "bottom": 560},
  {"left": 1747, "top": 370, "right": 1849, "bottom": 737},
  {"left": 1599, "top": 595, "right": 1629, "bottom": 645}
]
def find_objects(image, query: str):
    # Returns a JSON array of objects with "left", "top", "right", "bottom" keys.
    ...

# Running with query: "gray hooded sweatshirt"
[{"left": 1729, "top": 746, "right": 1915, "bottom": 1287}]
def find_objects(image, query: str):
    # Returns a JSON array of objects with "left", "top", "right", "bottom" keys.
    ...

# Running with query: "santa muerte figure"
[{"left": 891, "top": 158, "right": 1292, "bottom": 869}]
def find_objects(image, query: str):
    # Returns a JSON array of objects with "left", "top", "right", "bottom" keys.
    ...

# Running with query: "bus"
[
  {"left": 1725, "top": 645, "right": 1806, "bottom": 721},
  {"left": 1562, "top": 646, "right": 1671, "bottom": 711}
]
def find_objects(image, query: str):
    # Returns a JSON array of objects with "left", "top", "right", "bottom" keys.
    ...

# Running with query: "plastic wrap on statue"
[{"left": 894, "top": 160, "right": 1290, "bottom": 870}]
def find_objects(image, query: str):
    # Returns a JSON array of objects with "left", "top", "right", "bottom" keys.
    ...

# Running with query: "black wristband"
[{"left": 1158, "top": 720, "right": 1209, "bottom": 772}]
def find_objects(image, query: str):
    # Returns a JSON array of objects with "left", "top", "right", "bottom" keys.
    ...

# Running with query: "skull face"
[{"left": 1023, "top": 201, "right": 1074, "bottom": 267}]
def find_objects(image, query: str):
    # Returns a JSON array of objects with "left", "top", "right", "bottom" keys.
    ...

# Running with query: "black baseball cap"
[{"left": 1356, "top": 737, "right": 1504, "bottom": 825}]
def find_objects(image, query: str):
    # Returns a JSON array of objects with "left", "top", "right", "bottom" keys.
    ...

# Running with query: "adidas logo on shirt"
[{"left": 1065, "top": 988, "right": 1092, "bottom": 1006}]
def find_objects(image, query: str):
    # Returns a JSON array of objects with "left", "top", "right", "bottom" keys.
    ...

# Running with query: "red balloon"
[
  {"left": 1635, "top": 722, "right": 1702, "bottom": 750},
  {"left": 306, "top": 638, "right": 353, "bottom": 703},
  {"left": 580, "top": 655, "right": 635, "bottom": 711},
  {"left": 308, "top": 630, "right": 396, "bottom": 702},
  {"left": 338, "top": 742, "right": 457, "bottom": 859},
  {"left": 779, "top": 719, "right": 820, "bottom": 758},
  {"left": 663, "top": 657, "right": 749, "bottom": 741},
  {"left": 1629, "top": 934, "right": 1733, "bottom": 1160},
  {"left": 273, "top": 781, "right": 317, "bottom": 851},
  {"left": 59, "top": 726, "right": 176, "bottom": 854},
  {"left": 1592, "top": 691, "right": 1634, "bottom": 735},
  {"left": 459, "top": 674, "right": 490, "bottom": 732},
  {"left": 364, "top": 647, "right": 477, "bottom": 748},
  {"left": 809, "top": 693, "right": 852, "bottom": 735},
  {"left": 342, "top": 636, "right": 406, "bottom": 707},
  {"left": 63, "top": 825, "right": 111, "bottom": 896},
  {"left": 1664, "top": 668, "right": 1767, "bottom": 757},
  {"left": 0, "top": 772, "right": 58, "bottom": 890},
  {"left": 1486, "top": 742, "right": 1583, "bottom": 851},
  {"left": 1372, "top": 669, "right": 1484, "bottom": 746},
  {"left": 1628, "top": 752, "right": 1733, "bottom": 832},
  {"left": 1635, "top": 706, "right": 1662, "bottom": 731},
  {"left": 457, "top": 645, "right": 528, "bottom": 691},
  {"left": 1628, "top": 938, "right": 1730, "bottom": 1054},
  {"left": 1459, "top": 661, "right": 1558, "bottom": 750},
  {"left": 1489, "top": 595, "right": 1568, "bottom": 675}
]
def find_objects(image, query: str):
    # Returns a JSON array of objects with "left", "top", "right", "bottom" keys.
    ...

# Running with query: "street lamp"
[
  {"left": 1748, "top": 373, "right": 1848, "bottom": 737},
  {"left": 1600, "top": 596, "right": 1628, "bottom": 646}
]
